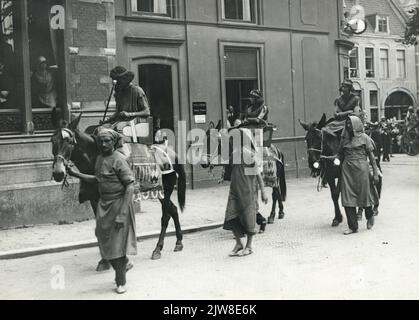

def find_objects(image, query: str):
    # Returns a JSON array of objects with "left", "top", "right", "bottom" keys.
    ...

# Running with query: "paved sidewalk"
[{"left": 1, "top": 154, "right": 417, "bottom": 259}]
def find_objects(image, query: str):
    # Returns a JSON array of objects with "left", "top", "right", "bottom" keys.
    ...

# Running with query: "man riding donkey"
[{"left": 320, "top": 79, "right": 381, "bottom": 234}]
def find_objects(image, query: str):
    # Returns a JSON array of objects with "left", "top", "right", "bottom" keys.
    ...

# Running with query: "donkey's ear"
[
  {"left": 215, "top": 120, "right": 222, "bottom": 130},
  {"left": 208, "top": 121, "right": 215, "bottom": 130},
  {"left": 317, "top": 114, "right": 327, "bottom": 129},
  {"left": 299, "top": 119, "right": 310, "bottom": 131},
  {"left": 68, "top": 113, "right": 82, "bottom": 131}
]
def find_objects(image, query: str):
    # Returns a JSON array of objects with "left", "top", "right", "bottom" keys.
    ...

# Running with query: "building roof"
[{"left": 346, "top": 0, "right": 407, "bottom": 37}]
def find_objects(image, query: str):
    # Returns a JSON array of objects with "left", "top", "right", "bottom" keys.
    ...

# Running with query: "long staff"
[{"left": 102, "top": 80, "right": 117, "bottom": 122}]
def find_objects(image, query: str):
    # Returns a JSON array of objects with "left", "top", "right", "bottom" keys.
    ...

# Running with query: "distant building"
[{"left": 344, "top": 0, "right": 416, "bottom": 121}]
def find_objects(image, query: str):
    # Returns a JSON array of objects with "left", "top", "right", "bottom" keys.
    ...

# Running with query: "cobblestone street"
[{"left": 1, "top": 155, "right": 418, "bottom": 299}]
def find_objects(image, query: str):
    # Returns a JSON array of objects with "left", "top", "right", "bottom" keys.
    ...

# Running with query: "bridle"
[
  {"left": 306, "top": 129, "right": 328, "bottom": 192},
  {"left": 52, "top": 128, "right": 77, "bottom": 189}
]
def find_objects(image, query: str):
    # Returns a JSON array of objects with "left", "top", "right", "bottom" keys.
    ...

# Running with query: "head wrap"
[
  {"left": 37, "top": 56, "right": 47, "bottom": 65},
  {"left": 342, "top": 115, "right": 370, "bottom": 149},
  {"left": 249, "top": 89, "right": 263, "bottom": 99},
  {"left": 96, "top": 128, "right": 123, "bottom": 149},
  {"left": 340, "top": 79, "right": 354, "bottom": 92}
]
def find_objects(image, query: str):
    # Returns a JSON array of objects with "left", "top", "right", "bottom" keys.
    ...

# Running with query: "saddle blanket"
[{"left": 128, "top": 143, "right": 164, "bottom": 200}]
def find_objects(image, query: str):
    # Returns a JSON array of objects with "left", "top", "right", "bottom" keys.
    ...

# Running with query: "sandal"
[
  {"left": 238, "top": 248, "right": 253, "bottom": 256},
  {"left": 343, "top": 229, "right": 358, "bottom": 235},
  {"left": 228, "top": 245, "right": 244, "bottom": 257}
]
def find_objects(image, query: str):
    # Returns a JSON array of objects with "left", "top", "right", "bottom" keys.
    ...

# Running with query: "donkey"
[
  {"left": 299, "top": 114, "right": 382, "bottom": 226},
  {"left": 202, "top": 120, "right": 287, "bottom": 231},
  {"left": 51, "top": 111, "right": 186, "bottom": 264},
  {"left": 299, "top": 114, "right": 343, "bottom": 227}
]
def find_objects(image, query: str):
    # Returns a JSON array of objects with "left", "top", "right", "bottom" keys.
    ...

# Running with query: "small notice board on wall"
[{"left": 192, "top": 102, "right": 207, "bottom": 124}]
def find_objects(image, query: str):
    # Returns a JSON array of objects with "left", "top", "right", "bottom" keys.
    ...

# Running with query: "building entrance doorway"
[
  {"left": 138, "top": 64, "right": 174, "bottom": 132},
  {"left": 384, "top": 91, "right": 414, "bottom": 120}
]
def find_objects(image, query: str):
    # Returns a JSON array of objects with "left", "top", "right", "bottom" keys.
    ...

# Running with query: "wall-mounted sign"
[
  {"left": 342, "top": 1, "right": 367, "bottom": 35},
  {"left": 193, "top": 102, "right": 207, "bottom": 124}
]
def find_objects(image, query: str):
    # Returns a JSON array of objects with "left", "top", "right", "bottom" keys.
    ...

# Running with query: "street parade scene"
[{"left": 1, "top": 0, "right": 419, "bottom": 304}]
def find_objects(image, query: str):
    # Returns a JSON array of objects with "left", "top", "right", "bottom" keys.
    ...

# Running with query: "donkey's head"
[
  {"left": 51, "top": 110, "right": 82, "bottom": 182},
  {"left": 299, "top": 114, "right": 326, "bottom": 176},
  {"left": 201, "top": 120, "right": 223, "bottom": 168}
]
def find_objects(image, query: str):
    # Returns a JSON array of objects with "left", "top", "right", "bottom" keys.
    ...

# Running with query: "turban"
[
  {"left": 249, "top": 89, "right": 263, "bottom": 99},
  {"left": 96, "top": 128, "right": 123, "bottom": 149}
]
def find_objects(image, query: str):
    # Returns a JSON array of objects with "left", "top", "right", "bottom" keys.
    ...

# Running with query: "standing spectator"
[
  {"left": 67, "top": 128, "right": 137, "bottom": 294},
  {"left": 339, "top": 116, "right": 380, "bottom": 235},
  {"left": 223, "top": 130, "right": 268, "bottom": 256},
  {"left": 31, "top": 56, "right": 57, "bottom": 109},
  {"left": 380, "top": 117, "right": 391, "bottom": 162}
]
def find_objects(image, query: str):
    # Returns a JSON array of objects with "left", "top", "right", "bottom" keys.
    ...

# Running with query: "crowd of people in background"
[{"left": 365, "top": 106, "right": 419, "bottom": 159}]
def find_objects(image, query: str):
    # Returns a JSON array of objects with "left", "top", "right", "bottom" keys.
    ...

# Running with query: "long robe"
[
  {"left": 95, "top": 151, "right": 137, "bottom": 260},
  {"left": 223, "top": 146, "right": 261, "bottom": 237},
  {"left": 340, "top": 116, "right": 379, "bottom": 208}
]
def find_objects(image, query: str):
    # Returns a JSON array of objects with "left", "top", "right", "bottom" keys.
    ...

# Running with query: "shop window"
[
  {"left": 365, "top": 48, "right": 375, "bottom": 78},
  {"left": 224, "top": 47, "right": 260, "bottom": 120},
  {"left": 0, "top": 0, "right": 65, "bottom": 135},
  {"left": 348, "top": 47, "right": 358, "bottom": 78},
  {"left": 131, "top": 0, "right": 176, "bottom": 18},
  {"left": 221, "top": 0, "right": 257, "bottom": 23}
]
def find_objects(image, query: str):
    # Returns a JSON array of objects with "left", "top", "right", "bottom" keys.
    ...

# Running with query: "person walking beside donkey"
[
  {"left": 338, "top": 116, "right": 380, "bottom": 235},
  {"left": 223, "top": 129, "right": 269, "bottom": 256},
  {"left": 67, "top": 128, "right": 137, "bottom": 294}
]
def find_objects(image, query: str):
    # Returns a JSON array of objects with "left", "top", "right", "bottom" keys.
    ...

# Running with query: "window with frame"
[
  {"left": 131, "top": 0, "right": 176, "bottom": 17},
  {"left": 369, "top": 90, "right": 378, "bottom": 122},
  {"left": 349, "top": 47, "right": 358, "bottom": 78},
  {"left": 396, "top": 50, "right": 406, "bottom": 78},
  {"left": 224, "top": 47, "right": 260, "bottom": 121},
  {"left": 365, "top": 48, "right": 375, "bottom": 78},
  {"left": 377, "top": 15, "right": 388, "bottom": 33},
  {"left": 0, "top": 0, "right": 65, "bottom": 135},
  {"left": 221, "top": 0, "right": 256, "bottom": 23},
  {"left": 379, "top": 48, "right": 389, "bottom": 78},
  {"left": 369, "top": 90, "right": 378, "bottom": 107}
]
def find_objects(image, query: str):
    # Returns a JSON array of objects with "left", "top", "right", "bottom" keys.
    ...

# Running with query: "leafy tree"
[{"left": 403, "top": 7, "right": 419, "bottom": 46}]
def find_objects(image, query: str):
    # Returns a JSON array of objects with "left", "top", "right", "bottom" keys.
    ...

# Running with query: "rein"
[{"left": 52, "top": 129, "right": 76, "bottom": 190}]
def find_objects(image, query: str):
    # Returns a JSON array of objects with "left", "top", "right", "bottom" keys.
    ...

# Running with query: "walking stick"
[{"left": 102, "top": 80, "right": 117, "bottom": 123}]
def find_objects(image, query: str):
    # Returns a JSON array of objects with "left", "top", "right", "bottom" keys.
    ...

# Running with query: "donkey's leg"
[
  {"left": 170, "top": 202, "right": 184, "bottom": 252},
  {"left": 329, "top": 179, "right": 342, "bottom": 227},
  {"left": 152, "top": 206, "right": 171, "bottom": 260},
  {"left": 152, "top": 172, "right": 177, "bottom": 259},
  {"left": 277, "top": 187, "right": 285, "bottom": 219},
  {"left": 268, "top": 188, "right": 277, "bottom": 224}
]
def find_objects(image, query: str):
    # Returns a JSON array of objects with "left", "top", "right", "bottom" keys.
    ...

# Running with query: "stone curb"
[{"left": 0, "top": 222, "right": 223, "bottom": 260}]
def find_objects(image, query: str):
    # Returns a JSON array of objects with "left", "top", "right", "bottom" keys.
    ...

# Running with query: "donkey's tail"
[
  {"left": 278, "top": 152, "right": 287, "bottom": 202},
  {"left": 174, "top": 162, "right": 186, "bottom": 212}
]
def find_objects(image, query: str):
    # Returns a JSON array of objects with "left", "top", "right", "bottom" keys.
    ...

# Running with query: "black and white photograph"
[{"left": 0, "top": 0, "right": 419, "bottom": 305}]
